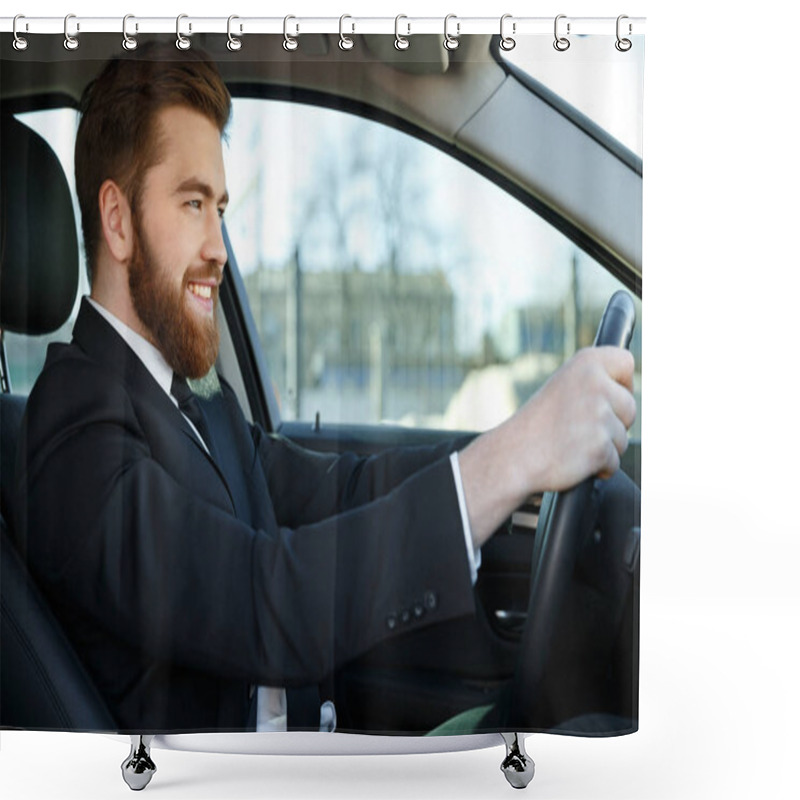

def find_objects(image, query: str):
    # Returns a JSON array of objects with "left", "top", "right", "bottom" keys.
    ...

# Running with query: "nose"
[{"left": 201, "top": 210, "right": 228, "bottom": 270}]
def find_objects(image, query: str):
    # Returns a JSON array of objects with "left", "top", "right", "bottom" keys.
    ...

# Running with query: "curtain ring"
[
  {"left": 499, "top": 14, "right": 516, "bottom": 51},
  {"left": 12, "top": 15, "right": 28, "bottom": 51},
  {"left": 339, "top": 14, "right": 355, "bottom": 50},
  {"left": 227, "top": 15, "right": 242, "bottom": 51},
  {"left": 176, "top": 14, "right": 191, "bottom": 50},
  {"left": 394, "top": 15, "right": 410, "bottom": 51},
  {"left": 63, "top": 13, "right": 79, "bottom": 51},
  {"left": 283, "top": 15, "right": 299, "bottom": 51},
  {"left": 443, "top": 14, "right": 459, "bottom": 51},
  {"left": 553, "top": 14, "right": 570, "bottom": 52},
  {"left": 122, "top": 14, "right": 138, "bottom": 51},
  {"left": 615, "top": 15, "right": 632, "bottom": 52}
]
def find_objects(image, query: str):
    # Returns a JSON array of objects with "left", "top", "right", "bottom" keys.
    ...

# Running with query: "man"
[{"left": 14, "top": 46, "right": 636, "bottom": 734}]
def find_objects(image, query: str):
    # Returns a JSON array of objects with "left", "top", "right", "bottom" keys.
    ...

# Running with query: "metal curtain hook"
[
  {"left": 394, "top": 15, "right": 410, "bottom": 50},
  {"left": 12, "top": 14, "right": 28, "bottom": 51},
  {"left": 499, "top": 14, "right": 516, "bottom": 51},
  {"left": 615, "top": 14, "right": 632, "bottom": 51},
  {"left": 227, "top": 15, "right": 242, "bottom": 51},
  {"left": 176, "top": 14, "right": 191, "bottom": 50},
  {"left": 339, "top": 14, "right": 354, "bottom": 50},
  {"left": 553, "top": 14, "right": 570, "bottom": 52},
  {"left": 283, "top": 15, "right": 298, "bottom": 51},
  {"left": 444, "top": 13, "right": 459, "bottom": 51},
  {"left": 63, "top": 13, "right": 79, "bottom": 51},
  {"left": 122, "top": 14, "right": 138, "bottom": 51}
]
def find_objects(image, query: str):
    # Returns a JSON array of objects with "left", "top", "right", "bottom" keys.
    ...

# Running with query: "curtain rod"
[{"left": 1, "top": 15, "right": 646, "bottom": 37}]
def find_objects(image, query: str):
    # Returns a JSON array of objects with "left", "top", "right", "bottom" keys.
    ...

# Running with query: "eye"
[
  {"left": 187, "top": 199, "right": 202, "bottom": 211},
  {"left": 217, "top": 206, "right": 226, "bottom": 220}
]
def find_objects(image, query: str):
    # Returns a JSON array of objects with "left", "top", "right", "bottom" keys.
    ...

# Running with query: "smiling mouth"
[{"left": 188, "top": 282, "right": 214, "bottom": 300}]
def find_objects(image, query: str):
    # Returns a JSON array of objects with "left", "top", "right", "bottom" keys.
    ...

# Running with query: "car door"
[{"left": 214, "top": 47, "right": 642, "bottom": 732}]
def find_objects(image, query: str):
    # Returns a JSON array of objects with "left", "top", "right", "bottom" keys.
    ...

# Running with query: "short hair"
[{"left": 75, "top": 43, "right": 231, "bottom": 283}]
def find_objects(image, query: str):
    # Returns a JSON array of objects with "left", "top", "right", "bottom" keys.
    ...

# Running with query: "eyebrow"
[{"left": 176, "top": 178, "right": 229, "bottom": 207}]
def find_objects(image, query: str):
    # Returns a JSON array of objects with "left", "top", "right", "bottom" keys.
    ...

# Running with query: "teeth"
[{"left": 189, "top": 283, "right": 212, "bottom": 299}]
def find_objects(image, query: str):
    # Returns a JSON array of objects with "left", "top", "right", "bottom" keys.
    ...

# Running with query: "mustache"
[{"left": 183, "top": 264, "right": 224, "bottom": 286}]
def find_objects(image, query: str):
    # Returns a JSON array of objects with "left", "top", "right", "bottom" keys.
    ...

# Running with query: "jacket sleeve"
[
  {"left": 16, "top": 359, "right": 476, "bottom": 689},
  {"left": 254, "top": 425, "right": 472, "bottom": 528}
]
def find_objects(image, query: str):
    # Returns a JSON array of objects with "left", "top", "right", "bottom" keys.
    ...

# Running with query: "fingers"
[
  {"left": 580, "top": 347, "right": 636, "bottom": 480},
  {"left": 600, "top": 351, "right": 635, "bottom": 476},
  {"left": 596, "top": 440, "right": 621, "bottom": 481},
  {"left": 609, "top": 413, "right": 629, "bottom": 460},
  {"left": 507, "top": 345, "right": 637, "bottom": 493},
  {"left": 594, "top": 346, "right": 635, "bottom": 393},
  {"left": 579, "top": 345, "right": 636, "bottom": 433},
  {"left": 606, "top": 376, "right": 637, "bottom": 431},
  {"left": 591, "top": 405, "right": 628, "bottom": 480}
]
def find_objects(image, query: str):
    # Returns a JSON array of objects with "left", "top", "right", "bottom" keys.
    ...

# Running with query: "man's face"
[{"left": 128, "top": 105, "right": 229, "bottom": 379}]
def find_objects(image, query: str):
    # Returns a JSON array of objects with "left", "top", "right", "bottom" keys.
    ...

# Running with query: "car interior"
[{"left": 1, "top": 32, "right": 641, "bottom": 736}]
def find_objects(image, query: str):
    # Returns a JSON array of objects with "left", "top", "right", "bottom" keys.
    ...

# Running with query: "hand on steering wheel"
[{"left": 507, "top": 290, "right": 638, "bottom": 730}]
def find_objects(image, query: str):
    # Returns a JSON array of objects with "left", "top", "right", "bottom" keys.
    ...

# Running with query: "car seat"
[{"left": 0, "top": 111, "right": 116, "bottom": 730}]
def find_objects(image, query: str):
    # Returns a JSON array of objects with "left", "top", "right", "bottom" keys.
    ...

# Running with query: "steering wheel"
[{"left": 506, "top": 290, "right": 637, "bottom": 729}]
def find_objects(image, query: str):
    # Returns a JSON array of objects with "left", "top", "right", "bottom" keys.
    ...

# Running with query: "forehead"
[{"left": 148, "top": 105, "right": 226, "bottom": 188}]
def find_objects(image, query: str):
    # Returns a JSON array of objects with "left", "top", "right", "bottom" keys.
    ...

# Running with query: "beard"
[{"left": 128, "top": 219, "right": 222, "bottom": 379}]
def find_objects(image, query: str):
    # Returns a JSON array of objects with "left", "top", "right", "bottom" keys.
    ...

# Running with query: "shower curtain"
[{"left": 0, "top": 15, "right": 644, "bottom": 741}]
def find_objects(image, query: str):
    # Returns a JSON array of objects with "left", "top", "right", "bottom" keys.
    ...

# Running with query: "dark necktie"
[{"left": 170, "top": 373, "right": 213, "bottom": 452}]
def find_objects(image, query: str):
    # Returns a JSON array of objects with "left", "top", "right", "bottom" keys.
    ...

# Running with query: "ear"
[{"left": 98, "top": 179, "right": 134, "bottom": 263}]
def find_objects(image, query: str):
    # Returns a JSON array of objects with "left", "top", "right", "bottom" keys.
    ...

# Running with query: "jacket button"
[
  {"left": 424, "top": 591, "right": 438, "bottom": 611},
  {"left": 413, "top": 603, "right": 425, "bottom": 620},
  {"left": 386, "top": 614, "right": 398, "bottom": 630}
]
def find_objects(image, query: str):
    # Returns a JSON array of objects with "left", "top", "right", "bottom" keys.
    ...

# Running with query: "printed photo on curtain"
[{"left": 0, "top": 16, "right": 643, "bottom": 763}]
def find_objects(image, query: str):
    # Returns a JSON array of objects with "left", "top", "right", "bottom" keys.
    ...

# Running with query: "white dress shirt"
[{"left": 86, "top": 296, "right": 480, "bottom": 732}]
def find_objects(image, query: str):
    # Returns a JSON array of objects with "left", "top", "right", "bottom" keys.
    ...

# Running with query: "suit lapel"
[
  {"left": 72, "top": 299, "right": 237, "bottom": 514},
  {"left": 176, "top": 422, "right": 237, "bottom": 515}
]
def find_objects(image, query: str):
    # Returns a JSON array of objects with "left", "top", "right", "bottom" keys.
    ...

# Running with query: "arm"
[
  {"left": 251, "top": 422, "right": 472, "bottom": 530},
  {"left": 459, "top": 347, "right": 637, "bottom": 548},
  {"left": 17, "top": 358, "right": 475, "bottom": 690}
]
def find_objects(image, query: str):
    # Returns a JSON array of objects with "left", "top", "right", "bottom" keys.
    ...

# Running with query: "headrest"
[{"left": 0, "top": 112, "right": 79, "bottom": 335}]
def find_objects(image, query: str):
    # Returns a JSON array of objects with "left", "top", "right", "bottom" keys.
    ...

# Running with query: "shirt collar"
[{"left": 86, "top": 296, "right": 175, "bottom": 401}]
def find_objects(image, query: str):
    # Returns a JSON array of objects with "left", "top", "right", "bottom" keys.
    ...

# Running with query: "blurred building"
[{"left": 243, "top": 258, "right": 461, "bottom": 423}]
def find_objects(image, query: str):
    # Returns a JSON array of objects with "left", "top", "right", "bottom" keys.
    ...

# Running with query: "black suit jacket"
[{"left": 14, "top": 299, "right": 475, "bottom": 732}]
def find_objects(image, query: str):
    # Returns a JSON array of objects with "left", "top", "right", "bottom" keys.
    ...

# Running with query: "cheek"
[{"left": 148, "top": 218, "right": 192, "bottom": 277}]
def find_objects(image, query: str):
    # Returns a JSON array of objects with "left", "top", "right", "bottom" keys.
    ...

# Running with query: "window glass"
[
  {"left": 223, "top": 99, "right": 641, "bottom": 437},
  {"left": 5, "top": 109, "right": 87, "bottom": 395}
]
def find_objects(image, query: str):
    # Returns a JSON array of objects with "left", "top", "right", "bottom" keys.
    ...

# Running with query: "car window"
[
  {"left": 5, "top": 109, "right": 87, "bottom": 395},
  {"left": 7, "top": 99, "right": 642, "bottom": 443},
  {"left": 223, "top": 98, "right": 642, "bottom": 437}
]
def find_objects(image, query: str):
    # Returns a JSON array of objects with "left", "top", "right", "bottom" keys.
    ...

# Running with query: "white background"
[{"left": 2, "top": 1, "right": 799, "bottom": 798}]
